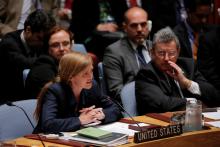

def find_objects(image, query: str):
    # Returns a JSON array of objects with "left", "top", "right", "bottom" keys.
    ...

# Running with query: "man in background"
[
  {"left": 197, "top": 25, "right": 220, "bottom": 101},
  {"left": 103, "top": 7, "right": 151, "bottom": 103},
  {"left": 25, "top": 26, "right": 73, "bottom": 99},
  {"left": 173, "top": 0, "right": 215, "bottom": 60},
  {"left": 136, "top": 27, "right": 219, "bottom": 114},
  {"left": 0, "top": 10, "right": 56, "bottom": 104}
]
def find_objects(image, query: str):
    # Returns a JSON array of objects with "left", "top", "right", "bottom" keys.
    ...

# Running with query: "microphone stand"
[
  {"left": 104, "top": 96, "right": 143, "bottom": 132},
  {"left": 7, "top": 102, "right": 46, "bottom": 147}
]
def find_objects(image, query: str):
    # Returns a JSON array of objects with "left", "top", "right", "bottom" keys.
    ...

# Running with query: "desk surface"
[{"left": 4, "top": 114, "right": 220, "bottom": 147}]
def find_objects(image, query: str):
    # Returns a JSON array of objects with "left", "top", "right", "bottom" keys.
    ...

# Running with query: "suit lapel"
[
  {"left": 182, "top": 23, "right": 193, "bottom": 57},
  {"left": 122, "top": 38, "right": 140, "bottom": 72},
  {"left": 150, "top": 63, "right": 173, "bottom": 95}
]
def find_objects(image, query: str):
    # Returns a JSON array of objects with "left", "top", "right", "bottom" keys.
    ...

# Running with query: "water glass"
[{"left": 184, "top": 99, "right": 202, "bottom": 132}]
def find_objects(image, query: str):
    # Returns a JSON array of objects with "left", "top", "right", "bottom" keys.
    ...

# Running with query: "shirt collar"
[
  {"left": 20, "top": 31, "right": 31, "bottom": 54},
  {"left": 184, "top": 21, "right": 194, "bottom": 39},
  {"left": 129, "top": 39, "right": 148, "bottom": 51}
]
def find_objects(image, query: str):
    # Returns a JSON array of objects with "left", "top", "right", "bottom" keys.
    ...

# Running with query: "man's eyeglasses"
[
  {"left": 155, "top": 50, "right": 177, "bottom": 59},
  {"left": 49, "top": 41, "right": 70, "bottom": 49}
]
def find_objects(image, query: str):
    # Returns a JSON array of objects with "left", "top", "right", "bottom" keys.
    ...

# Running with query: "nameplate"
[{"left": 134, "top": 124, "right": 182, "bottom": 143}]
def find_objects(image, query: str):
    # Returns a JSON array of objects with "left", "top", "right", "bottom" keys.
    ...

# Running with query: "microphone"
[
  {"left": 6, "top": 101, "right": 46, "bottom": 147},
  {"left": 104, "top": 96, "right": 143, "bottom": 132}
]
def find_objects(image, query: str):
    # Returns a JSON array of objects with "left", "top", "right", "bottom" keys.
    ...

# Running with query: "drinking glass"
[{"left": 184, "top": 99, "right": 202, "bottom": 132}]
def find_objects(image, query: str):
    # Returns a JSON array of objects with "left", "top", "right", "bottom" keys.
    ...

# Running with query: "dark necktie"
[
  {"left": 137, "top": 45, "right": 147, "bottom": 67},
  {"left": 167, "top": 75, "right": 184, "bottom": 98}
]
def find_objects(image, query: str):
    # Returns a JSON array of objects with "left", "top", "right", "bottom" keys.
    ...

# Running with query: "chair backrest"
[
  {"left": 23, "top": 69, "right": 30, "bottom": 86},
  {"left": 98, "top": 62, "right": 107, "bottom": 95},
  {"left": 120, "top": 81, "right": 138, "bottom": 117},
  {"left": 72, "top": 43, "right": 87, "bottom": 54},
  {"left": 0, "top": 99, "right": 37, "bottom": 141}
]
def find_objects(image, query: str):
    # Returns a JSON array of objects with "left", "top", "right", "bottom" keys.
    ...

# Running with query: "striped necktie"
[{"left": 137, "top": 45, "right": 147, "bottom": 67}]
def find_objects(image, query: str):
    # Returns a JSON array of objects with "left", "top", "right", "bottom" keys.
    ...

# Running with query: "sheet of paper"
[
  {"left": 96, "top": 122, "right": 140, "bottom": 136},
  {"left": 203, "top": 112, "right": 220, "bottom": 120},
  {"left": 205, "top": 121, "right": 220, "bottom": 128},
  {"left": 61, "top": 122, "right": 150, "bottom": 138}
]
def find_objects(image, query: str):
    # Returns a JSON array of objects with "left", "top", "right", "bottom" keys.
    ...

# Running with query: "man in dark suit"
[
  {"left": 173, "top": 0, "right": 215, "bottom": 60},
  {"left": 197, "top": 26, "right": 220, "bottom": 99},
  {"left": 25, "top": 26, "right": 73, "bottom": 99},
  {"left": 103, "top": 7, "right": 151, "bottom": 103},
  {"left": 0, "top": 10, "right": 56, "bottom": 104},
  {"left": 136, "top": 27, "right": 219, "bottom": 114}
]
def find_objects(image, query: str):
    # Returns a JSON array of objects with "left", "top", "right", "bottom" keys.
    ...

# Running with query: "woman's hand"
[
  {"left": 93, "top": 108, "right": 105, "bottom": 121},
  {"left": 79, "top": 105, "right": 95, "bottom": 113},
  {"left": 79, "top": 106, "right": 105, "bottom": 125}
]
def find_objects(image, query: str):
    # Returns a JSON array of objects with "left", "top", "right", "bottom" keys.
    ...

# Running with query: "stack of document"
[
  {"left": 76, "top": 127, "right": 113, "bottom": 139},
  {"left": 66, "top": 127, "right": 128, "bottom": 146},
  {"left": 203, "top": 111, "right": 220, "bottom": 128},
  {"left": 60, "top": 122, "right": 151, "bottom": 146}
]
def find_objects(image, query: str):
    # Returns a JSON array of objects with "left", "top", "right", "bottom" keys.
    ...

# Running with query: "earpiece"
[{"left": 147, "top": 20, "right": 152, "bottom": 32}]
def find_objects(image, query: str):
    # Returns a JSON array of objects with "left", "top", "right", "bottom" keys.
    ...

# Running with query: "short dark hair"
[
  {"left": 184, "top": 0, "right": 212, "bottom": 12},
  {"left": 24, "top": 10, "right": 56, "bottom": 32}
]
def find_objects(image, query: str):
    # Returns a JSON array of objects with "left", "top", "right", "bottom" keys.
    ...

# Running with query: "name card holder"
[{"left": 134, "top": 124, "right": 183, "bottom": 143}]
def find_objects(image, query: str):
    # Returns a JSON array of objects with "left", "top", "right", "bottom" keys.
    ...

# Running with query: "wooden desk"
[
  {"left": 4, "top": 115, "right": 220, "bottom": 147},
  {"left": 119, "top": 115, "right": 220, "bottom": 147},
  {"left": 4, "top": 137, "right": 70, "bottom": 147}
]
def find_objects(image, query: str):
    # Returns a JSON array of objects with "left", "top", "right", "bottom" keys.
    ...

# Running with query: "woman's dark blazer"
[{"left": 33, "top": 81, "right": 121, "bottom": 133}]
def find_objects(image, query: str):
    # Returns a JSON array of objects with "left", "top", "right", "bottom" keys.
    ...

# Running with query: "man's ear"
[
  {"left": 24, "top": 26, "right": 32, "bottom": 39},
  {"left": 25, "top": 26, "right": 31, "bottom": 33},
  {"left": 122, "top": 22, "right": 127, "bottom": 33}
]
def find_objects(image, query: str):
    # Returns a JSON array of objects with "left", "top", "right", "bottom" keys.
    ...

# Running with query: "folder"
[{"left": 76, "top": 127, "right": 112, "bottom": 140}]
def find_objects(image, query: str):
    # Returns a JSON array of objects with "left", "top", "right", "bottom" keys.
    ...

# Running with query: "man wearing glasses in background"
[
  {"left": 135, "top": 27, "right": 219, "bottom": 114},
  {"left": 25, "top": 26, "right": 72, "bottom": 99}
]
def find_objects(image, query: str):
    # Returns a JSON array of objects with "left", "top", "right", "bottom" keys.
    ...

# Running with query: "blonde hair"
[
  {"left": 34, "top": 52, "right": 93, "bottom": 120},
  {"left": 58, "top": 52, "right": 93, "bottom": 84}
]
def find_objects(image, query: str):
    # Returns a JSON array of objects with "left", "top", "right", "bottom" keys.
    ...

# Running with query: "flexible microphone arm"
[
  {"left": 104, "top": 96, "right": 143, "bottom": 132},
  {"left": 7, "top": 102, "right": 35, "bottom": 128},
  {"left": 6, "top": 101, "right": 46, "bottom": 147}
]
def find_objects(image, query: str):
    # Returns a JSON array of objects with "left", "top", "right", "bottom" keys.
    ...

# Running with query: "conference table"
[{"left": 3, "top": 112, "right": 220, "bottom": 147}]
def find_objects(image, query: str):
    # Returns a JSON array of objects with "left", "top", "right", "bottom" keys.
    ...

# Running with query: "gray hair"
[{"left": 152, "top": 27, "right": 180, "bottom": 50}]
